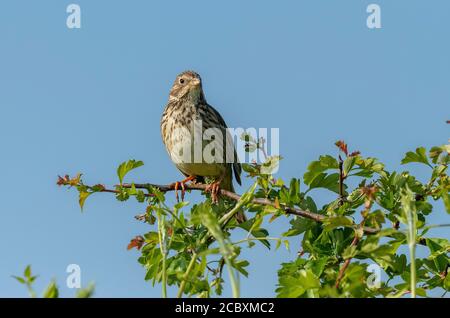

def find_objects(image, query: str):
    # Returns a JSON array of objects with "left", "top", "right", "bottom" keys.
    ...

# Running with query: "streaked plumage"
[{"left": 160, "top": 71, "right": 242, "bottom": 202}]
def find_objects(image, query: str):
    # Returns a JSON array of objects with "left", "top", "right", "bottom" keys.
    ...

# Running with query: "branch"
[
  {"left": 121, "top": 182, "right": 379, "bottom": 235},
  {"left": 335, "top": 200, "right": 370, "bottom": 289},
  {"left": 338, "top": 154, "right": 345, "bottom": 205},
  {"left": 335, "top": 235, "right": 360, "bottom": 289}
]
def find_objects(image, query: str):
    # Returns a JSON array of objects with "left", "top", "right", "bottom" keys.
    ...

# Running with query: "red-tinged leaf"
[
  {"left": 361, "top": 185, "right": 378, "bottom": 208},
  {"left": 57, "top": 173, "right": 82, "bottom": 187},
  {"left": 335, "top": 140, "right": 348, "bottom": 156},
  {"left": 349, "top": 151, "right": 361, "bottom": 157},
  {"left": 127, "top": 236, "right": 145, "bottom": 250},
  {"left": 56, "top": 175, "right": 66, "bottom": 186}
]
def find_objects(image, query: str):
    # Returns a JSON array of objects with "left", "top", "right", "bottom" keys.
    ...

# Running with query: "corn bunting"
[{"left": 160, "top": 71, "right": 244, "bottom": 220}]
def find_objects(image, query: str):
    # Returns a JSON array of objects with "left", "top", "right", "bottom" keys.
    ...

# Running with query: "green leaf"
[
  {"left": 117, "top": 160, "right": 144, "bottom": 184},
  {"left": 76, "top": 283, "right": 95, "bottom": 298},
  {"left": 144, "top": 232, "right": 160, "bottom": 245},
  {"left": 42, "top": 281, "right": 59, "bottom": 298},
  {"left": 401, "top": 147, "right": 431, "bottom": 167},
  {"left": 442, "top": 191, "right": 450, "bottom": 215},
  {"left": 322, "top": 216, "right": 354, "bottom": 231},
  {"left": 149, "top": 186, "right": 165, "bottom": 203},
  {"left": 261, "top": 155, "right": 282, "bottom": 174},
  {"left": 308, "top": 173, "right": 341, "bottom": 193},
  {"left": 276, "top": 269, "right": 320, "bottom": 298},
  {"left": 24, "top": 265, "right": 32, "bottom": 279},
  {"left": 234, "top": 260, "right": 250, "bottom": 277},
  {"left": 343, "top": 156, "right": 357, "bottom": 177},
  {"left": 342, "top": 245, "right": 358, "bottom": 259},
  {"left": 276, "top": 276, "right": 306, "bottom": 298},
  {"left": 78, "top": 191, "right": 91, "bottom": 210},
  {"left": 426, "top": 238, "right": 450, "bottom": 273},
  {"left": 12, "top": 276, "right": 26, "bottom": 284},
  {"left": 444, "top": 272, "right": 450, "bottom": 291},
  {"left": 303, "top": 155, "right": 338, "bottom": 185},
  {"left": 429, "top": 145, "right": 450, "bottom": 164},
  {"left": 283, "top": 217, "right": 314, "bottom": 237},
  {"left": 297, "top": 269, "right": 320, "bottom": 290},
  {"left": 238, "top": 217, "right": 270, "bottom": 248},
  {"left": 353, "top": 157, "right": 385, "bottom": 177},
  {"left": 307, "top": 257, "right": 329, "bottom": 277}
]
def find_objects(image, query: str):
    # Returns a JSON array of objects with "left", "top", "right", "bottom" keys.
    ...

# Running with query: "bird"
[{"left": 160, "top": 70, "right": 244, "bottom": 221}]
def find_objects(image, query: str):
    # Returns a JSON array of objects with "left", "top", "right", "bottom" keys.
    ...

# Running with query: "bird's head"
[{"left": 169, "top": 70, "right": 204, "bottom": 102}]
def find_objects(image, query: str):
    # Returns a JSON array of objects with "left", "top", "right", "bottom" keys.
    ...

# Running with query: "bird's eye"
[{"left": 179, "top": 78, "right": 185, "bottom": 84}]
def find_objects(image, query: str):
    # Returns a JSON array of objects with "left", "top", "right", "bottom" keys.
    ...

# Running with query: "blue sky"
[{"left": 0, "top": 0, "right": 448, "bottom": 297}]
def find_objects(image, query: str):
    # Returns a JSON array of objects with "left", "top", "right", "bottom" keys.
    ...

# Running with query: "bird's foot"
[
  {"left": 171, "top": 176, "right": 196, "bottom": 202},
  {"left": 205, "top": 181, "right": 221, "bottom": 204}
]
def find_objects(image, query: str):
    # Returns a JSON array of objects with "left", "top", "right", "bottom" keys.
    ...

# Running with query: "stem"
[
  {"left": 407, "top": 212, "right": 417, "bottom": 298},
  {"left": 409, "top": 240, "right": 416, "bottom": 298},
  {"left": 335, "top": 211, "right": 368, "bottom": 289},
  {"left": 223, "top": 252, "right": 240, "bottom": 298},
  {"left": 335, "top": 235, "right": 360, "bottom": 289},
  {"left": 403, "top": 187, "right": 417, "bottom": 298},
  {"left": 26, "top": 284, "right": 36, "bottom": 298},
  {"left": 338, "top": 154, "right": 345, "bottom": 205},
  {"left": 177, "top": 252, "right": 198, "bottom": 298},
  {"left": 157, "top": 211, "right": 167, "bottom": 298}
]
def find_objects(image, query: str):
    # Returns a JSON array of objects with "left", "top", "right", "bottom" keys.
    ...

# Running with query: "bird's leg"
[
  {"left": 205, "top": 175, "right": 225, "bottom": 204},
  {"left": 172, "top": 175, "right": 196, "bottom": 202}
]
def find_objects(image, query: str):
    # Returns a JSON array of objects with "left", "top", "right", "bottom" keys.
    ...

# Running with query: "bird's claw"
[
  {"left": 171, "top": 176, "right": 195, "bottom": 202},
  {"left": 205, "top": 182, "right": 221, "bottom": 204}
]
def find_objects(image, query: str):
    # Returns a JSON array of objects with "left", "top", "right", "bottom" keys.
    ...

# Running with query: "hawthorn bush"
[{"left": 58, "top": 139, "right": 449, "bottom": 298}]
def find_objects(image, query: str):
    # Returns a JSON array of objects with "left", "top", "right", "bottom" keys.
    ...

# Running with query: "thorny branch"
[
  {"left": 69, "top": 179, "right": 380, "bottom": 235},
  {"left": 335, "top": 184, "right": 375, "bottom": 288}
]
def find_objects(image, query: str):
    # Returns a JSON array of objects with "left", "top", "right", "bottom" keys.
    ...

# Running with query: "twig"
[
  {"left": 335, "top": 235, "right": 360, "bottom": 289},
  {"left": 335, "top": 204, "right": 370, "bottom": 289},
  {"left": 338, "top": 154, "right": 345, "bottom": 206}
]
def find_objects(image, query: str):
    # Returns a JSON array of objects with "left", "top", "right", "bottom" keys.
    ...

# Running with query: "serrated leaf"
[
  {"left": 401, "top": 147, "right": 431, "bottom": 167},
  {"left": 283, "top": 217, "right": 313, "bottom": 237},
  {"left": 117, "top": 160, "right": 144, "bottom": 184},
  {"left": 308, "top": 173, "right": 341, "bottom": 193},
  {"left": 303, "top": 155, "right": 339, "bottom": 185}
]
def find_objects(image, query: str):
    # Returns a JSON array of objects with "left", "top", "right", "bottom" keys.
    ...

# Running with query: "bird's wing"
[{"left": 206, "top": 104, "right": 242, "bottom": 186}]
